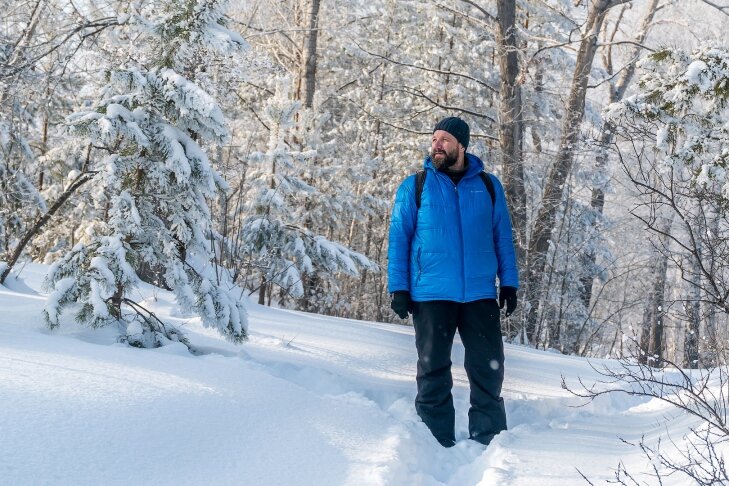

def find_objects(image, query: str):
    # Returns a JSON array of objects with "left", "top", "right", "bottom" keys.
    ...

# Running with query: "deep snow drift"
[{"left": 0, "top": 264, "right": 701, "bottom": 485}]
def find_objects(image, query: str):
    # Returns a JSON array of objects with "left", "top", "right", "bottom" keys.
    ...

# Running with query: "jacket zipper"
[
  {"left": 439, "top": 169, "right": 467, "bottom": 302},
  {"left": 453, "top": 183, "right": 466, "bottom": 302},
  {"left": 416, "top": 247, "right": 422, "bottom": 285}
]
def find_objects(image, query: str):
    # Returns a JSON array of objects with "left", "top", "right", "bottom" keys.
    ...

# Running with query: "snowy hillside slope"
[{"left": 0, "top": 264, "right": 700, "bottom": 485}]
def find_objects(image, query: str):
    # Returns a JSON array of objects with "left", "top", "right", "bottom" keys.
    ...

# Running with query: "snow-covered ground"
[{"left": 0, "top": 264, "right": 697, "bottom": 485}]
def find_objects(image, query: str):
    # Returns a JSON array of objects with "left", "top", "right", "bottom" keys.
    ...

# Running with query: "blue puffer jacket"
[{"left": 388, "top": 153, "right": 519, "bottom": 302}]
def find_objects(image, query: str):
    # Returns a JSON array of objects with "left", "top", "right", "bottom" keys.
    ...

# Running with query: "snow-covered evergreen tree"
[
  {"left": 43, "top": 0, "right": 249, "bottom": 347},
  {"left": 237, "top": 79, "right": 375, "bottom": 306}
]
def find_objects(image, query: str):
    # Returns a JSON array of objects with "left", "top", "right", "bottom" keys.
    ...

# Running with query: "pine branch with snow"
[
  {"left": 43, "top": 0, "right": 249, "bottom": 347},
  {"left": 235, "top": 80, "right": 377, "bottom": 304}
]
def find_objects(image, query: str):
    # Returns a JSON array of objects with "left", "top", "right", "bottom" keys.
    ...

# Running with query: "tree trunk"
[
  {"left": 258, "top": 278, "right": 268, "bottom": 306},
  {"left": 640, "top": 214, "right": 673, "bottom": 367},
  {"left": 578, "top": 0, "right": 659, "bottom": 310},
  {"left": 529, "top": 40, "right": 544, "bottom": 154},
  {"left": 300, "top": 0, "right": 321, "bottom": 109},
  {"left": 354, "top": 218, "right": 374, "bottom": 320},
  {"left": 524, "top": 0, "right": 629, "bottom": 344},
  {"left": 295, "top": 0, "right": 323, "bottom": 311},
  {"left": 684, "top": 238, "right": 701, "bottom": 369},
  {"left": 496, "top": 0, "right": 527, "bottom": 339},
  {"left": 703, "top": 210, "right": 720, "bottom": 365}
]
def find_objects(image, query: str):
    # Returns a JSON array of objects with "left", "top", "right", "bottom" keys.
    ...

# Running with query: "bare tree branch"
[
  {"left": 347, "top": 98, "right": 498, "bottom": 141},
  {"left": 699, "top": 0, "right": 729, "bottom": 17},
  {"left": 392, "top": 86, "right": 496, "bottom": 123},
  {"left": 453, "top": 0, "right": 497, "bottom": 23},
  {"left": 352, "top": 41, "right": 498, "bottom": 93}
]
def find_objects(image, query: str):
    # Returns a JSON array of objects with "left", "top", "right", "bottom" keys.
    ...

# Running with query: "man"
[{"left": 387, "top": 116, "right": 519, "bottom": 448}]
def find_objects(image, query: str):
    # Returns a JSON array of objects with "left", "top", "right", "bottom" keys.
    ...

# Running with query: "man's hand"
[
  {"left": 390, "top": 291, "right": 412, "bottom": 319},
  {"left": 499, "top": 286, "right": 518, "bottom": 317}
]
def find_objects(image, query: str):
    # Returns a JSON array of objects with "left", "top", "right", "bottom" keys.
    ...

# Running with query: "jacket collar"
[{"left": 423, "top": 153, "right": 485, "bottom": 178}]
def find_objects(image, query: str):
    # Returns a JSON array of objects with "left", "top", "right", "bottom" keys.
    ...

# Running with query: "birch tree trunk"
[
  {"left": 297, "top": 0, "right": 322, "bottom": 311},
  {"left": 524, "top": 0, "right": 630, "bottom": 344},
  {"left": 579, "top": 0, "right": 659, "bottom": 310}
]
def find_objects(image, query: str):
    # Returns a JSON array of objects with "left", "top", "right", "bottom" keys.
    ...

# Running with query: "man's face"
[{"left": 430, "top": 130, "right": 462, "bottom": 170}]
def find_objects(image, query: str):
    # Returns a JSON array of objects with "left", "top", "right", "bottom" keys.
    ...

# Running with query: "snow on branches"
[
  {"left": 606, "top": 46, "right": 729, "bottom": 328},
  {"left": 43, "top": 0, "right": 249, "bottom": 348},
  {"left": 238, "top": 80, "right": 377, "bottom": 303},
  {"left": 606, "top": 47, "right": 729, "bottom": 199}
]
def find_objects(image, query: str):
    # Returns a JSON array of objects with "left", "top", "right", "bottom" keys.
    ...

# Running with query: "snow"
[
  {"left": 208, "top": 22, "right": 250, "bottom": 49},
  {"left": 685, "top": 60, "right": 711, "bottom": 91},
  {"left": 44, "top": 277, "right": 76, "bottom": 327},
  {"left": 0, "top": 263, "right": 703, "bottom": 485},
  {"left": 655, "top": 126, "right": 669, "bottom": 151},
  {"left": 160, "top": 125, "right": 193, "bottom": 181}
]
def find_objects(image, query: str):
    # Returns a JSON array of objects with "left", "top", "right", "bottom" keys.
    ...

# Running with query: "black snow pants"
[{"left": 412, "top": 299, "right": 506, "bottom": 445}]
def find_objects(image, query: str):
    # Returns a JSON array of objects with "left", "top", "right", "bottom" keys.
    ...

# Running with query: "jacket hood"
[{"left": 423, "top": 152, "right": 485, "bottom": 178}]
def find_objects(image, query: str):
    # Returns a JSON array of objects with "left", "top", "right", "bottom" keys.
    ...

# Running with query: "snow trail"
[{"left": 0, "top": 264, "right": 702, "bottom": 485}]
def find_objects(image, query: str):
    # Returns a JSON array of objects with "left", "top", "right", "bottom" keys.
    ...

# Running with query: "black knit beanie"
[{"left": 433, "top": 116, "right": 470, "bottom": 149}]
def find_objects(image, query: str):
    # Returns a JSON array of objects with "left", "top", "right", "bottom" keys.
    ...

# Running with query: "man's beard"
[{"left": 430, "top": 147, "right": 459, "bottom": 170}]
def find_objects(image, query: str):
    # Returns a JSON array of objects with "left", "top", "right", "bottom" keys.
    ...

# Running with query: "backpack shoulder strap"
[
  {"left": 479, "top": 171, "right": 496, "bottom": 206},
  {"left": 415, "top": 169, "right": 427, "bottom": 209}
]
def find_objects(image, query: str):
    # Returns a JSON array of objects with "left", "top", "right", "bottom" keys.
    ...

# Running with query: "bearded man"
[{"left": 387, "top": 116, "right": 519, "bottom": 448}]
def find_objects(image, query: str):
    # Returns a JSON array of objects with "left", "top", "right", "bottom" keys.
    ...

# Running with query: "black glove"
[
  {"left": 390, "top": 291, "right": 412, "bottom": 319},
  {"left": 499, "top": 286, "right": 518, "bottom": 317}
]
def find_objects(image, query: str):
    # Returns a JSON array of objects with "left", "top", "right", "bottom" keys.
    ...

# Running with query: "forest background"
[{"left": 2, "top": 0, "right": 729, "bottom": 367}]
